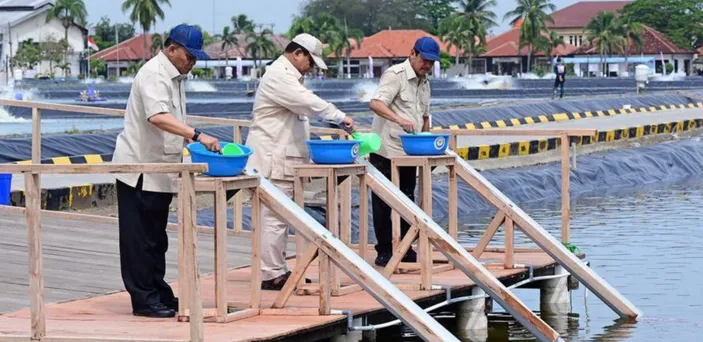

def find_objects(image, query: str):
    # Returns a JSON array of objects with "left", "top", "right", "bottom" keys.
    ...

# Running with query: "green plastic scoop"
[
  {"left": 222, "top": 143, "right": 244, "bottom": 156},
  {"left": 351, "top": 132, "right": 381, "bottom": 156}
]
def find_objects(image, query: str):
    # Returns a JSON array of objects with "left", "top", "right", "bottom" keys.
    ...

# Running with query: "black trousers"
[
  {"left": 117, "top": 176, "right": 175, "bottom": 311},
  {"left": 370, "top": 153, "right": 417, "bottom": 254},
  {"left": 553, "top": 78, "right": 565, "bottom": 98}
]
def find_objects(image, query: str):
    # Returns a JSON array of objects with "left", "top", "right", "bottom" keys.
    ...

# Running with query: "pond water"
[{"left": 390, "top": 176, "right": 703, "bottom": 341}]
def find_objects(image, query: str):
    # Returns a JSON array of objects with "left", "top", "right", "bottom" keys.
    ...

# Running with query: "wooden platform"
[{"left": 0, "top": 212, "right": 561, "bottom": 341}]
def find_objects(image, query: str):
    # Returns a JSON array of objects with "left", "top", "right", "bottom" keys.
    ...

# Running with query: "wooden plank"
[
  {"left": 450, "top": 151, "right": 642, "bottom": 319},
  {"left": 272, "top": 245, "right": 319, "bottom": 309},
  {"left": 448, "top": 165, "right": 458, "bottom": 240},
  {"left": 505, "top": 218, "right": 514, "bottom": 269},
  {"left": 223, "top": 309, "right": 260, "bottom": 323},
  {"left": 340, "top": 176, "right": 352, "bottom": 245},
  {"left": 250, "top": 189, "right": 262, "bottom": 309},
  {"left": 256, "top": 178, "right": 460, "bottom": 341},
  {"left": 213, "top": 180, "right": 228, "bottom": 321},
  {"left": 0, "top": 164, "right": 207, "bottom": 174},
  {"left": 390, "top": 160, "right": 401, "bottom": 250},
  {"left": 319, "top": 253, "right": 331, "bottom": 315},
  {"left": 0, "top": 99, "right": 125, "bottom": 117},
  {"left": 188, "top": 115, "right": 251, "bottom": 127},
  {"left": 293, "top": 172, "right": 306, "bottom": 291},
  {"left": 326, "top": 170, "right": 340, "bottom": 294},
  {"left": 560, "top": 133, "right": 570, "bottom": 243},
  {"left": 362, "top": 161, "right": 561, "bottom": 342},
  {"left": 42, "top": 338, "right": 188, "bottom": 342},
  {"left": 260, "top": 308, "right": 323, "bottom": 316},
  {"left": 180, "top": 172, "right": 203, "bottom": 341},
  {"left": 382, "top": 225, "right": 420, "bottom": 278},
  {"left": 435, "top": 128, "right": 596, "bottom": 136},
  {"left": 191, "top": 176, "right": 259, "bottom": 192},
  {"left": 471, "top": 212, "right": 505, "bottom": 259},
  {"left": 24, "top": 172, "right": 45, "bottom": 340},
  {"left": 333, "top": 284, "right": 363, "bottom": 296},
  {"left": 31, "top": 108, "right": 41, "bottom": 164},
  {"left": 234, "top": 192, "right": 243, "bottom": 235},
  {"left": 358, "top": 174, "right": 368, "bottom": 261},
  {"left": 419, "top": 161, "right": 433, "bottom": 290}
]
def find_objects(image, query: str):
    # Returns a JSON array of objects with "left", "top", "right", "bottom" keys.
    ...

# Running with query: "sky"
[{"left": 83, "top": 0, "right": 627, "bottom": 37}]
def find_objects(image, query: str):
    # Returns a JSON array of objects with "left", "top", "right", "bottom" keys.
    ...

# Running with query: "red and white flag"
[{"left": 88, "top": 36, "right": 99, "bottom": 51}]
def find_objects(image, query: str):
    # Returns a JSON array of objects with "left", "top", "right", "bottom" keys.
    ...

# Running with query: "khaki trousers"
[{"left": 259, "top": 179, "right": 294, "bottom": 281}]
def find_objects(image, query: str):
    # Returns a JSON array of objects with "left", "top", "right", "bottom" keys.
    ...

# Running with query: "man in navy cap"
[
  {"left": 113, "top": 24, "right": 219, "bottom": 318},
  {"left": 368, "top": 36, "right": 439, "bottom": 266}
]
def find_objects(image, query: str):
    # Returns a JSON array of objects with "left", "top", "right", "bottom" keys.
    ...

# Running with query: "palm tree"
[
  {"left": 617, "top": 17, "right": 644, "bottom": 75},
  {"left": 585, "top": 11, "right": 627, "bottom": 77},
  {"left": 287, "top": 16, "right": 316, "bottom": 38},
  {"left": 232, "top": 14, "right": 255, "bottom": 34},
  {"left": 122, "top": 0, "right": 172, "bottom": 62},
  {"left": 438, "top": 13, "right": 470, "bottom": 66},
  {"left": 457, "top": 0, "right": 498, "bottom": 30},
  {"left": 245, "top": 28, "right": 277, "bottom": 73},
  {"left": 219, "top": 26, "right": 238, "bottom": 67},
  {"left": 150, "top": 31, "right": 168, "bottom": 56},
  {"left": 45, "top": 0, "right": 87, "bottom": 67},
  {"left": 504, "top": 0, "right": 556, "bottom": 73},
  {"left": 541, "top": 30, "right": 565, "bottom": 70}
]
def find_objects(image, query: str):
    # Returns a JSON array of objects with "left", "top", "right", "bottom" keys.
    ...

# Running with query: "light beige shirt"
[
  {"left": 371, "top": 59, "right": 431, "bottom": 158},
  {"left": 246, "top": 56, "right": 346, "bottom": 181},
  {"left": 112, "top": 52, "right": 187, "bottom": 193}
]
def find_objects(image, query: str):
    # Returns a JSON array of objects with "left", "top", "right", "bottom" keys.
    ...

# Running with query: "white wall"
[{"left": 0, "top": 9, "right": 86, "bottom": 79}]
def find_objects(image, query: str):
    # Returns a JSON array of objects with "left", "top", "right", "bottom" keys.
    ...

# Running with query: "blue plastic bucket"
[
  {"left": 187, "top": 142, "right": 253, "bottom": 177},
  {"left": 306, "top": 140, "right": 362, "bottom": 165},
  {"left": 399, "top": 134, "right": 451, "bottom": 156},
  {"left": 0, "top": 173, "right": 11, "bottom": 205}
]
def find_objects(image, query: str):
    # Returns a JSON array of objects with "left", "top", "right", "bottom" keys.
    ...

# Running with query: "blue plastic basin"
[
  {"left": 399, "top": 134, "right": 451, "bottom": 156},
  {"left": 187, "top": 142, "right": 253, "bottom": 177},
  {"left": 0, "top": 173, "right": 11, "bottom": 205},
  {"left": 306, "top": 140, "right": 362, "bottom": 165}
]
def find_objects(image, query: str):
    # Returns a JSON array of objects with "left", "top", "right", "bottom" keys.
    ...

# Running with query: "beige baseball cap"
[{"left": 292, "top": 33, "right": 328, "bottom": 70}]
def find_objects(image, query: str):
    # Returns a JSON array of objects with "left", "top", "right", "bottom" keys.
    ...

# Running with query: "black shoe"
[
  {"left": 374, "top": 252, "right": 392, "bottom": 267},
  {"left": 261, "top": 271, "right": 311, "bottom": 290},
  {"left": 163, "top": 297, "right": 178, "bottom": 311},
  {"left": 133, "top": 303, "right": 176, "bottom": 318},
  {"left": 402, "top": 249, "right": 417, "bottom": 263}
]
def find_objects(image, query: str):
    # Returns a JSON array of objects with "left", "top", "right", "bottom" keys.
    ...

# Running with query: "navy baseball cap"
[
  {"left": 414, "top": 37, "right": 440, "bottom": 62},
  {"left": 168, "top": 24, "right": 210, "bottom": 60}
]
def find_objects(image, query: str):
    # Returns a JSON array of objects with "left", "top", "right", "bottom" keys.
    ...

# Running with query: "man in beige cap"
[{"left": 246, "top": 33, "right": 355, "bottom": 290}]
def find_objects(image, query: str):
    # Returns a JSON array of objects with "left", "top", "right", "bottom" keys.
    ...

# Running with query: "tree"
[
  {"left": 150, "top": 31, "right": 168, "bottom": 55},
  {"left": 457, "top": 0, "right": 498, "bottom": 30},
  {"left": 41, "top": 35, "right": 70, "bottom": 72},
  {"left": 504, "top": 0, "right": 556, "bottom": 73},
  {"left": 585, "top": 11, "right": 626, "bottom": 77},
  {"left": 338, "top": 19, "right": 364, "bottom": 78},
  {"left": 12, "top": 39, "right": 42, "bottom": 70},
  {"left": 539, "top": 30, "right": 564, "bottom": 70},
  {"left": 621, "top": 0, "right": 703, "bottom": 50},
  {"left": 45, "top": 0, "right": 87, "bottom": 66},
  {"left": 424, "top": 0, "right": 456, "bottom": 35},
  {"left": 232, "top": 14, "right": 255, "bottom": 34},
  {"left": 121, "top": 0, "right": 171, "bottom": 61},
  {"left": 438, "top": 13, "right": 470, "bottom": 66},
  {"left": 94, "top": 16, "right": 135, "bottom": 45},
  {"left": 617, "top": 16, "right": 644, "bottom": 74},
  {"left": 91, "top": 58, "right": 107, "bottom": 77},
  {"left": 245, "top": 28, "right": 277, "bottom": 72},
  {"left": 219, "top": 26, "right": 239, "bottom": 67}
]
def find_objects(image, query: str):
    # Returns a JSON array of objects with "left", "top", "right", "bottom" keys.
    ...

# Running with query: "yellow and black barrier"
[{"left": 15, "top": 153, "right": 112, "bottom": 165}]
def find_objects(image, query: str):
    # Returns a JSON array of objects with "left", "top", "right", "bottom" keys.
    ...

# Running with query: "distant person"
[
  {"left": 245, "top": 33, "right": 354, "bottom": 290},
  {"left": 553, "top": 57, "right": 566, "bottom": 99},
  {"left": 112, "top": 24, "right": 220, "bottom": 318},
  {"left": 368, "top": 37, "right": 438, "bottom": 266}
]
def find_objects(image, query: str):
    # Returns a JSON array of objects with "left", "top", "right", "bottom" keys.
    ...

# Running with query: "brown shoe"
[{"left": 261, "top": 271, "right": 312, "bottom": 290}]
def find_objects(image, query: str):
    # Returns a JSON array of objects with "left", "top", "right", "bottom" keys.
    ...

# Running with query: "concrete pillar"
[
  {"left": 456, "top": 287, "right": 488, "bottom": 341},
  {"left": 540, "top": 266, "right": 571, "bottom": 315},
  {"left": 331, "top": 317, "right": 363, "bottom": 342}
]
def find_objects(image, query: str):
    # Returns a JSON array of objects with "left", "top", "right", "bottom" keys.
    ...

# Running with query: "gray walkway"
[{"left": 457, "top": 107, "right": 703, "bottom": 147}]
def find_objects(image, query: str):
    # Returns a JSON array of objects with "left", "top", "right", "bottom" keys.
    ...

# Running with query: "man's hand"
[
  {"left": 198, "top": 133, "right": 221, "bottom": 152},
  {"left": 397, "top": 117, "right": 416, "bottom": 133},
  {"left": 341, "top": 117, "right": 355, "bottom": 133}
]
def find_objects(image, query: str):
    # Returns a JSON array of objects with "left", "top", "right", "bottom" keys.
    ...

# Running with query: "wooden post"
[
  {"left": 419, "top": 161, "right": 432, "bottom": 290},
  {"left": 213, "top": 180, "right": 228, "bottom": 321},
  {"left": 177, "top": 178, "right": 190, "bottom": 319},
  {"left": 250, "top": 188, "right": 262, "bottom": 309},
  {"left": 293, "top": 172, "right": 306, "bottom": 290},
  {"left": 232, "top": 126, "right": 244, "bottom": 235},
  {"left": 32, "top": 108, "right": 41, "bottom": 164},
  {"left": 448, "top": 165, "right": 458, "bottom": 240},
  {"left": 340, "top": 176, "right": 352, "bottom": 245},
  {"left": 504, "top": 218, "right": 514, "bottom": 269},
  {"left": 560, "top": 134, "right": 570, "bottom": 243},
  {"left": 358, "top": 174, "right": 369, "bottom": 261},
  {"left": 326, "top": 169, "right": 340, "bottom": 294},
  {"left": 390, "top": 160, "right": 400, "bottom": 250},
  {"left": 449, "top": 135, "right": 457, "bottom": 151},
  {"left": 319, "top": 253, "right": 331, "bottom": 315},
  {"left": 181, "top": 172, "right": 203, "bottom": 341},
  {"left": 24, "top": 172, "right": 45, "bottom": 339}
]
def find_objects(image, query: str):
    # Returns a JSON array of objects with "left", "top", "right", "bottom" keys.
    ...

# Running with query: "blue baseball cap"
[
  {"left": 414, "top": 37, "right": 440, "bottom": 62},
  {"left": 168, "top": 24, "right": 210, "bottom": 60}
]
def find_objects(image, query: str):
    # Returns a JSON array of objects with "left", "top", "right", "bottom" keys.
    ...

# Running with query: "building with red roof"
[{"left": 90, "top": 34, "right": 155, "bottom": 77}]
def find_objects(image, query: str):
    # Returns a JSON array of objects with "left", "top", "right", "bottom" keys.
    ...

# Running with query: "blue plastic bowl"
[
  {"left": 187, "top": 142, "right": 253, "bottom": 177},
  {"left": 306, "top": 140, "right": 362, "bottom": 165},
  {"left": 399, "top": 134, "right": 451, "bottom": 156}
]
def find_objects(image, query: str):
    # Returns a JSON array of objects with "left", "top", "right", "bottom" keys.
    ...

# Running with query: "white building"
[{"left": 0, "top": 0, "right": 88, "bottom": 85}]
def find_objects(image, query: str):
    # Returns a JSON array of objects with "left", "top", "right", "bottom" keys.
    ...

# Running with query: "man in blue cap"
[
  {"left": 369, "top": 36, "right": 439, "bottom": 266},
  {"left": 113, "top": 24, "right": 219, "bottom": 318}
]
